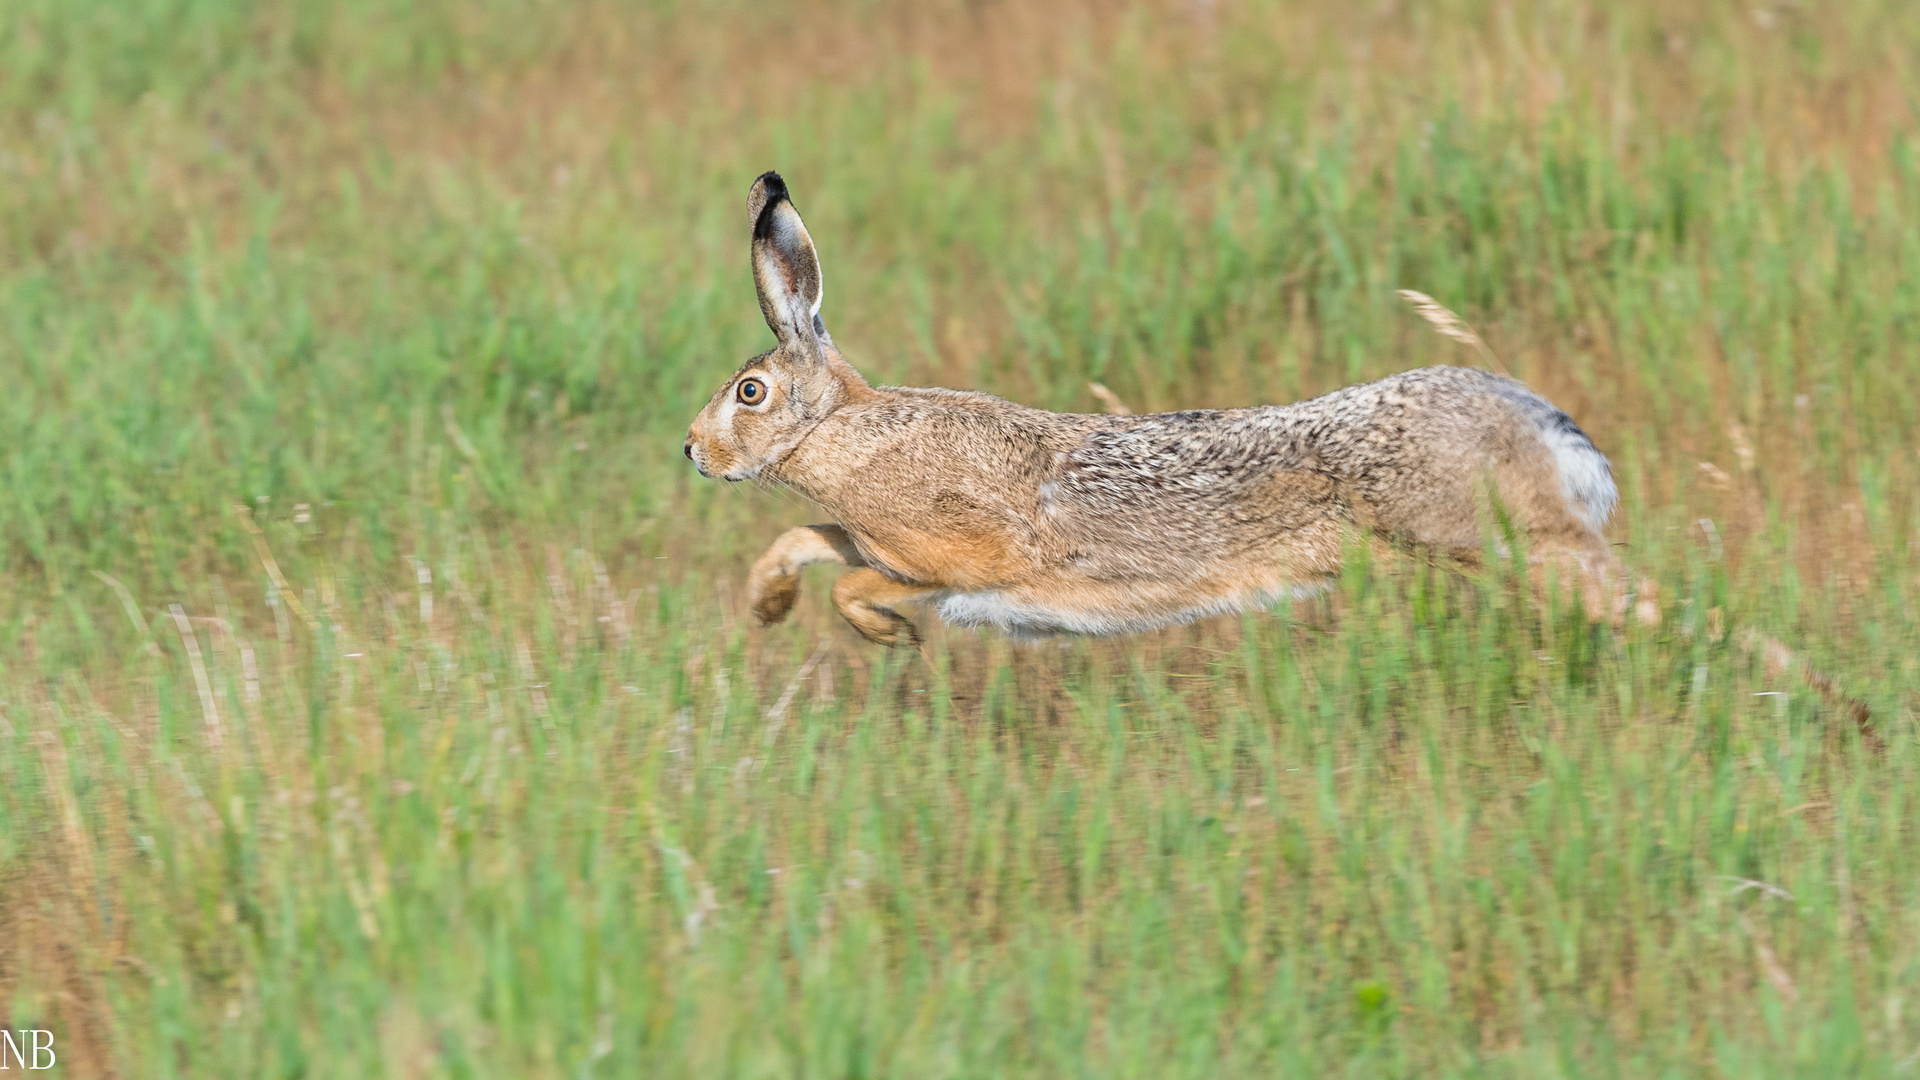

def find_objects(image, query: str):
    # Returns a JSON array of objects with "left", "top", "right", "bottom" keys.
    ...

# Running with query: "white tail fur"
[{"left": 1540, "top": 415, "right": 1618, "bottom": 532}]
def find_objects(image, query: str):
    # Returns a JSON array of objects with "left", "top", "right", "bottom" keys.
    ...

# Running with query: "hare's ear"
[{"left": 748, "top": 172, "right": 827, "bottom": 354}]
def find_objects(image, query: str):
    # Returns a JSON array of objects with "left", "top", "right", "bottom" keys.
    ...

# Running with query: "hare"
[{"left": 685, "top": 172, "right": 1627, "bottom": 645}]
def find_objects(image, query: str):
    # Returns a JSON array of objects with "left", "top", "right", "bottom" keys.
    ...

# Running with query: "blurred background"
[{"left": 2, "top": 1, "right": 1917, "bottom": 1075}]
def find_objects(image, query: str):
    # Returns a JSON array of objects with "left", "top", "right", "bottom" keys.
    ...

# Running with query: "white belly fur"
[{"left": 935, "top": 580, "right": 1333, "bottom": 639}]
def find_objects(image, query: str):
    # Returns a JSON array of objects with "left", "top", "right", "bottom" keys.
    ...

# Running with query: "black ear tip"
[
  {"left": 754, "top": 171, "right": 788, "bottom": 200},
  {"left": 748, "top": 172, "right": 793, "bottom": 237},
  {"left": 749, "top": 171, "right": 795, "bottom": 240}
]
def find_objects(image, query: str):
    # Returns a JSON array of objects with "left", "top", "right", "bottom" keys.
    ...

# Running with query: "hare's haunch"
[{"left": 686, "top": 172, "right": 1625, "bottom": 644}]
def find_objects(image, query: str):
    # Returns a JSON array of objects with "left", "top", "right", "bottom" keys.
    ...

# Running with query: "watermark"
[{"left": 0, "top": 1030, "right": 55, "bottom": 1070}]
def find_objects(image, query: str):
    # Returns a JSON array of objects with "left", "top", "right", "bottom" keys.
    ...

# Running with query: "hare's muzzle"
[{"left": 683, "top": 436, "right": 710, "bottom": 478}]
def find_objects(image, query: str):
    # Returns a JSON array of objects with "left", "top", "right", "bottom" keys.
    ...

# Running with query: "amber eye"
[{"left": 737, "top": 378, "right": 766, "bottom": 405}]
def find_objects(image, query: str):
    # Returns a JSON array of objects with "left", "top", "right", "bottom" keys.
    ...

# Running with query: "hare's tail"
[
  {"left": 1537, "top": 409, "right": 1618, "bottom": 533},
  {"left": 1471, "top": 372, "right": 1616, "bottom": 533}
]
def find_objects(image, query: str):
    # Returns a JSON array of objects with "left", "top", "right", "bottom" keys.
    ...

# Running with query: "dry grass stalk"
[
  {"left": 234, "top": 505, "right": 320, "bottom": 631},
  {"left": 1727, "top": 420, "right": 1757, "bottom": 472},
  {"left": 1087, "top": 382, "right": 1133, "bottom": 415},
  {"left": 92, "top": 570, "right": 161, "bottom": 658},
  {"left": 1736, "top": 628, "right": 1879, "bottom": 752},
  {"left": 167, "top": 604, "right": 223, "bottom": 748},
  {"left": 763, "top": 638, "right": 834, "bottom": 740},
  {"left": 1697, "top": 461, "right": 1735, "bottom": 490},
  {"left": 1396, "top": 290, "right": 1510, "bottom": 375},
  {"left": 1739, "top": 913, "right": 1799, "bottom": 1003}
]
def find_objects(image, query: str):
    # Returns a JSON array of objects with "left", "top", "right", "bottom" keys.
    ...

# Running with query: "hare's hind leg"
[
  {"left": 832, "top": 569, "right": 939, "bottom": 647},
  {"left": 748, "top": 525, "right": 867, "bottom": 626}
]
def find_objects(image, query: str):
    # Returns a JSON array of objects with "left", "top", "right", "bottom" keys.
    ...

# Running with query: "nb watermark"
[{"left": 0, "top": 1030, "right": 55, "bottom": 1070}]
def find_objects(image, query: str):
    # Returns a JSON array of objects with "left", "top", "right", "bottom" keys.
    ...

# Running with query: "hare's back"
[{"left": 1046, "top": 366, "right": 1607, "bottom": 556}]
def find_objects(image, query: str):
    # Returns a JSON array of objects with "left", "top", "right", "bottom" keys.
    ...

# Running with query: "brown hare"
[{"left": 685, "top": 172, "right": 1626, "bottom": 646}]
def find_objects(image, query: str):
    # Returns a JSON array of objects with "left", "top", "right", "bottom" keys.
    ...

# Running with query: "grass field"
[{"left": 2, "top": 0, "right": 1918, "bottom": 1074}]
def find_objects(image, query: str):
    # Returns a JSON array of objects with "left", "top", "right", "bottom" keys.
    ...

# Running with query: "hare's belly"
[
  {"left": 935, "top": 590, "right": 1129, "bottom": 637},
  {"left": 935, "top": 577, "right": 1331, "bottom": 638}
]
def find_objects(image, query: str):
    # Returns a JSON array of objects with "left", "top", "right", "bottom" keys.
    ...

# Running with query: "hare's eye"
[{"left": 737, "top": 378, "right": 766, "bottom": 406}]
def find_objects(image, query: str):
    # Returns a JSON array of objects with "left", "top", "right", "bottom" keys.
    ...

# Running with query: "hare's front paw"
[
  {"left": 748, "top": 525, "right": 865, "bottom": 626},
  {"left": 748, "top": 568, "right": 802, "bottom": 626}
]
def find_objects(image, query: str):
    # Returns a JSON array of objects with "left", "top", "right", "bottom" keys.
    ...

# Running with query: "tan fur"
[{"left": 688, "top": 173, "right": 1637, "bottom": 645}]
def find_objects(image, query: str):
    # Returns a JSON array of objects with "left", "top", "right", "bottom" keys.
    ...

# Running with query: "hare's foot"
[
  {"left": 1528, "top": 539, "right": 1657, "bottom": 628},
  {"left": 832, "top": 569, "right": 935, "bottom": 647},
  {"left": 1521, "top": 545, "right": 1603, "bottom": 623},
  {"left": 747, "top": 525, "right": 866, "bottom": 626}
]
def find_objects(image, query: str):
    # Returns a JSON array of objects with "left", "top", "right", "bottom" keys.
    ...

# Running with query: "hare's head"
[{"left": 685, "top": 172, "right": 867, "bottom": 482}]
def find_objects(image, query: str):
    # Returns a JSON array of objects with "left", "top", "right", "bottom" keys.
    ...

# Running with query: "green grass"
[{"left": 2, "top": 0, "right": 1918, "bottom": 1075}]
